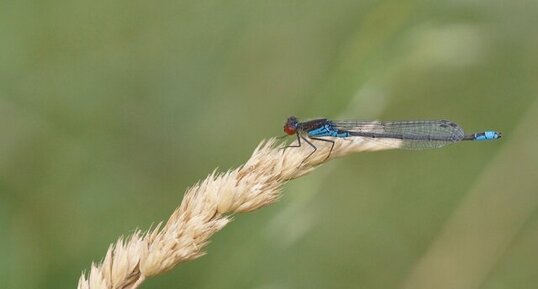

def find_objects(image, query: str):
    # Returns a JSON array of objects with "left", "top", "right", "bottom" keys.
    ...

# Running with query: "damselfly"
[{"left": 282, "top": 116, "right": 501, "bottom": 164}]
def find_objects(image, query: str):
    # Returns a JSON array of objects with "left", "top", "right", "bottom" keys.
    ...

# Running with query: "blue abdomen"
[{"left": 474, "top": 131, "right": 501, "bottom": 141}]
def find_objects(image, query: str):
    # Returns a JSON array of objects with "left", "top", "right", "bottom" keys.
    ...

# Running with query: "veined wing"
[{"left": 331, "top": 120, "right": 465, "bottom": 149}]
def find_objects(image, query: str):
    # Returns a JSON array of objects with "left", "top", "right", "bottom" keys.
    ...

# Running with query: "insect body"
[{"left": 283, "top": 116, "right": 501, "bottom": 164}]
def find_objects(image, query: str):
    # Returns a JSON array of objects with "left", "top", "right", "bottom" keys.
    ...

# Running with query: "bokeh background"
[{"left": 1, "top": 1, "right": 537, "bottom": 288}]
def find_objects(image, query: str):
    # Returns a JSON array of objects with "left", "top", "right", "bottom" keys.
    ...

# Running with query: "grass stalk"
[{"left": 77, "top": 137, "right": 397, "bottom": 289}]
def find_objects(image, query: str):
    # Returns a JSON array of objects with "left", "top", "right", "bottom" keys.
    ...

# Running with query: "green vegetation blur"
[{"left": 1, "top": 1, "right": 537, "bottom": 288}]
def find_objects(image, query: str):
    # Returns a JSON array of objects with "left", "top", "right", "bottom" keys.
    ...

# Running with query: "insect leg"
[
  {"left": 309, "top": 137, "right": 335, "bottom": 161},
  {"left": 282, "top": 133, "right": 302, "bottom": 150},
  {"left": 299, "top": 135, "right": 319, "bottom": 165}
]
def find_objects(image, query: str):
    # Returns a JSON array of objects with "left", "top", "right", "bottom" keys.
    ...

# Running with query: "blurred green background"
[{"left": 1, "top": 0, "right": 537, "bottom": 288}]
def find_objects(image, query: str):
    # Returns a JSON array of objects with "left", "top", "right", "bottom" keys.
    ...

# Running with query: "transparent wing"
[{"left": 332, "top": 120, "right": 465, "bottom": 149}]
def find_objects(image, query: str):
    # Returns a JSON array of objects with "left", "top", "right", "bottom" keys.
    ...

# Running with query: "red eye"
[{"left": 284, "top": 125, "right": 296, "bottom": 135}]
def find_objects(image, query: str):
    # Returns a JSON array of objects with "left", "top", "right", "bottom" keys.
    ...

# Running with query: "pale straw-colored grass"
[{"left": 77, "top": 136, "right": 400, "bottom": 289}]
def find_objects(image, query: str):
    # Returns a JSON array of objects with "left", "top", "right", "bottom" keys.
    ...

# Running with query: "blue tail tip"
[{"left": 475, "top": 131, "right": 502, "bottom": 141}]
